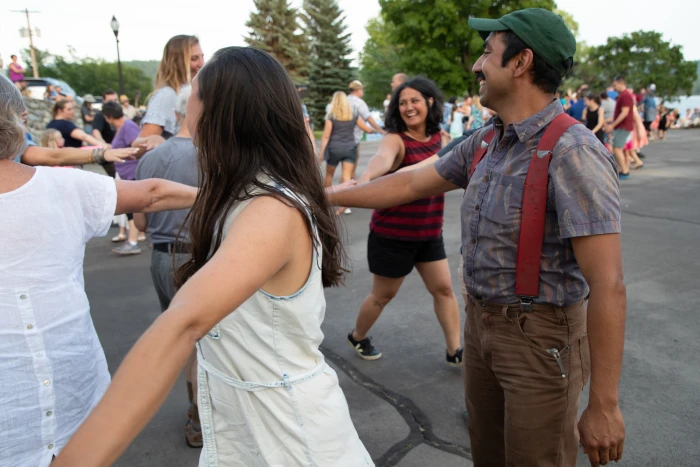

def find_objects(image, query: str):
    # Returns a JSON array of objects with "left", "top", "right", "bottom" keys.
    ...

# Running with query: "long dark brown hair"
[{"left": 175, "top": 47, "right": 347, "bottom": 289}]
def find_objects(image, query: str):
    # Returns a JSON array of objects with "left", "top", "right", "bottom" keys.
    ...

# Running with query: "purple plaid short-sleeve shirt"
[{"left": 435, "top": 100, "right": 621, "bottom": 306}]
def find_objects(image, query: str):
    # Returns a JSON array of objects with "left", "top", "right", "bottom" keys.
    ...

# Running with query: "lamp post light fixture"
[{"left": 110, "top": 15, "right": 125, "bottom": 96}]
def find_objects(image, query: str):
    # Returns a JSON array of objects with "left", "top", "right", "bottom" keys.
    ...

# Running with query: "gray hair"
[
  {"left": 0, "top": 74, "right": 27, "bottom": 160},
  {"left": 175, "top": 84, "right": 191, "bottom": 118}
]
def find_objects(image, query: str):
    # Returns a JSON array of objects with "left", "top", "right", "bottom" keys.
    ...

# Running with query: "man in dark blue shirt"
[{"left": 567, "top": 84, "right": 588, "bottom": 121}]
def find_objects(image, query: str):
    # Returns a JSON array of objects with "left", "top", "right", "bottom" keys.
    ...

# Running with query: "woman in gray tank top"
[{"left": 319, "top": 91, "right": 374, "bottom": 204}]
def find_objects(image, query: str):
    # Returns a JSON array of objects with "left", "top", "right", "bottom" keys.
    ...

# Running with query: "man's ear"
[{"left": 512, "top": 49, "right": 535, "bottom": 79}]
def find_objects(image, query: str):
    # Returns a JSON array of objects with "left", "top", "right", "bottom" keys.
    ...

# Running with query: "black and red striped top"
[{"left": 370, "top": 132, "right": 444, "bottom": 242}]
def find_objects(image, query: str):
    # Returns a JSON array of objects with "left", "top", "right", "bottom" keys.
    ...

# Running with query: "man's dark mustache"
[{"left": 475, "top": 72, "right": 486, "bottom": 81}]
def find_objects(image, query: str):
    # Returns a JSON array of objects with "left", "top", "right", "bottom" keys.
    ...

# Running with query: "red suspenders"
[
  {"left": 470, "top": 114, "right": 580, "bottom": 310},
  {"left": 469, "top": 130, "right": 495, "bottom": 178}
]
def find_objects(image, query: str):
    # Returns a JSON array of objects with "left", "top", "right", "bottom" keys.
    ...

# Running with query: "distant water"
[{"left": 662, "top": 95, "right": 700, "bottom": 114}]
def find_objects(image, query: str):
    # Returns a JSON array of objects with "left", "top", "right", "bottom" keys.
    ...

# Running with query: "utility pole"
[{"left": 12, "top": 8, "right": 41, "bottom": 78}]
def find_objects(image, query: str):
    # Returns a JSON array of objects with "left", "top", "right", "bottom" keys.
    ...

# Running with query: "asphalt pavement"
[{"left": 82, "top": 129, "right": 700, "bottom": 466}]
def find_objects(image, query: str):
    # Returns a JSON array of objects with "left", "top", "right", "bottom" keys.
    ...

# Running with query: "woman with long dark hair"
[
  {"left": 53, "top": 47, "right": 372, "bottom": 467},
  {"left": 347, "top": 78, "right": 462, "bottom": 366}
]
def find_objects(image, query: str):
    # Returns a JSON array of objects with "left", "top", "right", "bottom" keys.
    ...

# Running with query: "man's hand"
[{"left": 579, "top": 403, "right": 625, "bottom": 465}]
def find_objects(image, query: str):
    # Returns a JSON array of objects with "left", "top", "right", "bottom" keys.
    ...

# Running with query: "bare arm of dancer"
[
  {"left": 133, "top": 213, "right": 148, "bottom": 232},
  {"left": 114, "top": 179, "right": 198, "bottom": 215},
  {"left": 608, "top": 106, "right": 629, "bottom": 132},
  {"left": 397, "top": 154, "right": 439, "bottom": 173},
  {"left": 20, "top": 146, "right": 137, "bottom": 166},
  {"left": 367, "top": 116, "right": 387, "bottom": 135},
  {"left": 356, "top": 133, "right": 404, "bottom": 184},
  {"left": 573, "top": 234, "right": 626, "bottom": 466},
  {"left": 319, "top": 120, "right": 333, "bottom": 163},
  {"left": 70, "top": 128, "right": 109, "bottom": 148},
  {"left": 329, "top": 162, "right": 458, "bottom": 210},
  {"left": 52, "top": 197, "right": 306, "bottom": 467},
  {"left": 356, "top": 116, "right": 374, "bottom": 134}
]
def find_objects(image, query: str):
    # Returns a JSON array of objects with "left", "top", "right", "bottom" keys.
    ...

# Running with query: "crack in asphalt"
[{"left": 320, "top": 345, "right": 471, "bottom": 467}]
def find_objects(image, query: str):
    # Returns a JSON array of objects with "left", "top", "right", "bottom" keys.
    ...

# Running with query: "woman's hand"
[
  {"left": 133, "top": 135, "right": 166, "bottom": 151},
  {"left": 105, "top": 148, "right": 139, "bottom": 163}
]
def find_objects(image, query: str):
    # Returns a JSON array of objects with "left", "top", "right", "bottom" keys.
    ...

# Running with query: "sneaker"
[
  {"left": 618, "top": 172, "right": 631, "bottom": 180},
  {"left": 343, "top": 208, "right": 352, "bottom": 215},
  {"left": 112, "top": 243, "right": 142, "bottom": 255},
  {"left": 446, "top": 348, "right": 464, "bottom": 367},
  {"left": 347, "top": 332, "right": 382, "bottom": 360}
]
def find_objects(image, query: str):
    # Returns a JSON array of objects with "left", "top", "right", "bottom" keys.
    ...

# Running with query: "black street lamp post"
[{"left": 110, "top": 15, "right": 125, "bottom": 97}]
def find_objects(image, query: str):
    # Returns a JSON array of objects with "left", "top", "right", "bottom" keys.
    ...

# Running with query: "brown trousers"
[{"left": 463, "top": 294, "right": 591, "bottom": 467}]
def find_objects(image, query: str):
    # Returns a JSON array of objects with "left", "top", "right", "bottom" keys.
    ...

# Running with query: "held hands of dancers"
[
  {"left": 104, "top": 147, "right": 140, "bottom": 163},
  {"left": 133, "top": 134, "right": 166, "bottom": 151}
]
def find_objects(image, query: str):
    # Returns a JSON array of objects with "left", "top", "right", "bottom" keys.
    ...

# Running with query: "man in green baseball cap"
[{"left": 327, "top": 8, "right": 626, "bottom": 466}]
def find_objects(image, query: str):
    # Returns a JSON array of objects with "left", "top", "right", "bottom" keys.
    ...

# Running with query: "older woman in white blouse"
[{"left": 0, "top": 74, "right": 197, "bottom": 467}]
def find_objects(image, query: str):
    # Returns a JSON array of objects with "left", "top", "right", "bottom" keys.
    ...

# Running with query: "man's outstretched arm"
[{"left": 328, "top": 164, "right": 458, "bottom": 210}]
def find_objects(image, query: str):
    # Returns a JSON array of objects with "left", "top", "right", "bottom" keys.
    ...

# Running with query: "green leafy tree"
[
  {"left": 359, "top": 16, "right": 402, "bottom": 109},
  {"left": 693, "top": 62, "right": 700, "bottom": 94},
  {"left": 377, "top": 0, "right": 557, "bottom": 98},
  {"left": 245, "top": 0, "right": 309, "bottom": 82},
  {"left": 123, "top": 60, "right": 159, "bottom": 82},
  {"left": 581, "top": 31, "right": 697, "bottom": 98},
  {"left": 22, "top": 47, "right": 153, "bottom": 101},
  {"left": 302, "top": 0, "right": 354, "bottom": 127},
  {"left": 21, "top": 47, "right": 53, "bottom": 76}
]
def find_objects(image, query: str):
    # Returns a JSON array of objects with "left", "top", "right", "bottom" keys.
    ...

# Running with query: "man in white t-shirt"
[{"left": 347, "top": 80, "right": 385, "bottom": 182}]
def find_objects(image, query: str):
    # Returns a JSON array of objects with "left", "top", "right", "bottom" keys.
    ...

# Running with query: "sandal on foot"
[
  {"left": 185, "top": 419, "right": 203, "bottom": 448},
  {"left": 111, "top": 234, "right": 127, "bottom": 242}
]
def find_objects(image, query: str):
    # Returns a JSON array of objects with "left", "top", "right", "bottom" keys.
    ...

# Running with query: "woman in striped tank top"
[{"left": 347, "top": 78, "right": 463, "bottom": 366}]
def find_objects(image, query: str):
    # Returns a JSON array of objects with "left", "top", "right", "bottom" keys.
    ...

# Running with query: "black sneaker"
[
  {"left": 447, "top": 348, "right": 463, "bottom": 367},
  {"left": 347, "top": 332, "right": 382, "bottom": 360}
]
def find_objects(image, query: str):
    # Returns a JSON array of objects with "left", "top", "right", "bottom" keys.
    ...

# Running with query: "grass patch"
[{"left": 313, "top": 130, "right": 324, "bottom": 140}]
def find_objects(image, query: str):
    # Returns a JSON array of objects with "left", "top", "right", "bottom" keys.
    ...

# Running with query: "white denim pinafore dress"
[{"left": 196, "top": 182, "right": 373, "bottom": 467}]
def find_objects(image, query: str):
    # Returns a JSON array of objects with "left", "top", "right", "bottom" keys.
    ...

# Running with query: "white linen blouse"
[{"left": 0, "top": 167, "right": 116, "bottom": 466}]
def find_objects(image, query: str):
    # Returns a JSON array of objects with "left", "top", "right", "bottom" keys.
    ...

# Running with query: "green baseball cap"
[{"left": 468, "top": 8, "right": 576, "bottom": 77}]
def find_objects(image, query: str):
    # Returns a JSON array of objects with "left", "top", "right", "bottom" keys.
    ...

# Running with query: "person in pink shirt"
[{"left": 8, "top": 55, "right": 25, "bottom": 89}]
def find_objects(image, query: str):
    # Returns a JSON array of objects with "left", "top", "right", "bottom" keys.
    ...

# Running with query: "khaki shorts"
[{"left": 612, "top": 129, "right": 631, "bottom": 149}]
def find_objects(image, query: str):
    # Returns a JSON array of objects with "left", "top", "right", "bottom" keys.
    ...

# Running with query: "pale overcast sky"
[{"left": 2, "top": 0, "right": 697, "bottom": 70}]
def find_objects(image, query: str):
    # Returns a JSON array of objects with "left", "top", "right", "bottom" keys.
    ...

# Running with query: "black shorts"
[
  {"left": 643, "top": 120, "right": 652, "bottom": 131},
  {"left": 326, "top": 146, "right": 357, "bottom": 167},
  {"left": 367, "top": 230, "right": 447, "bottom": 278}
]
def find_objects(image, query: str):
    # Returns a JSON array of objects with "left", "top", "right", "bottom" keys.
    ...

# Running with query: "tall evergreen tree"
[
  {"left": 302, "top": 0, "right": 354, "bottom": 127},
  {"left": 245, "top": 0, "right": 309, "bottom": 82}
]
